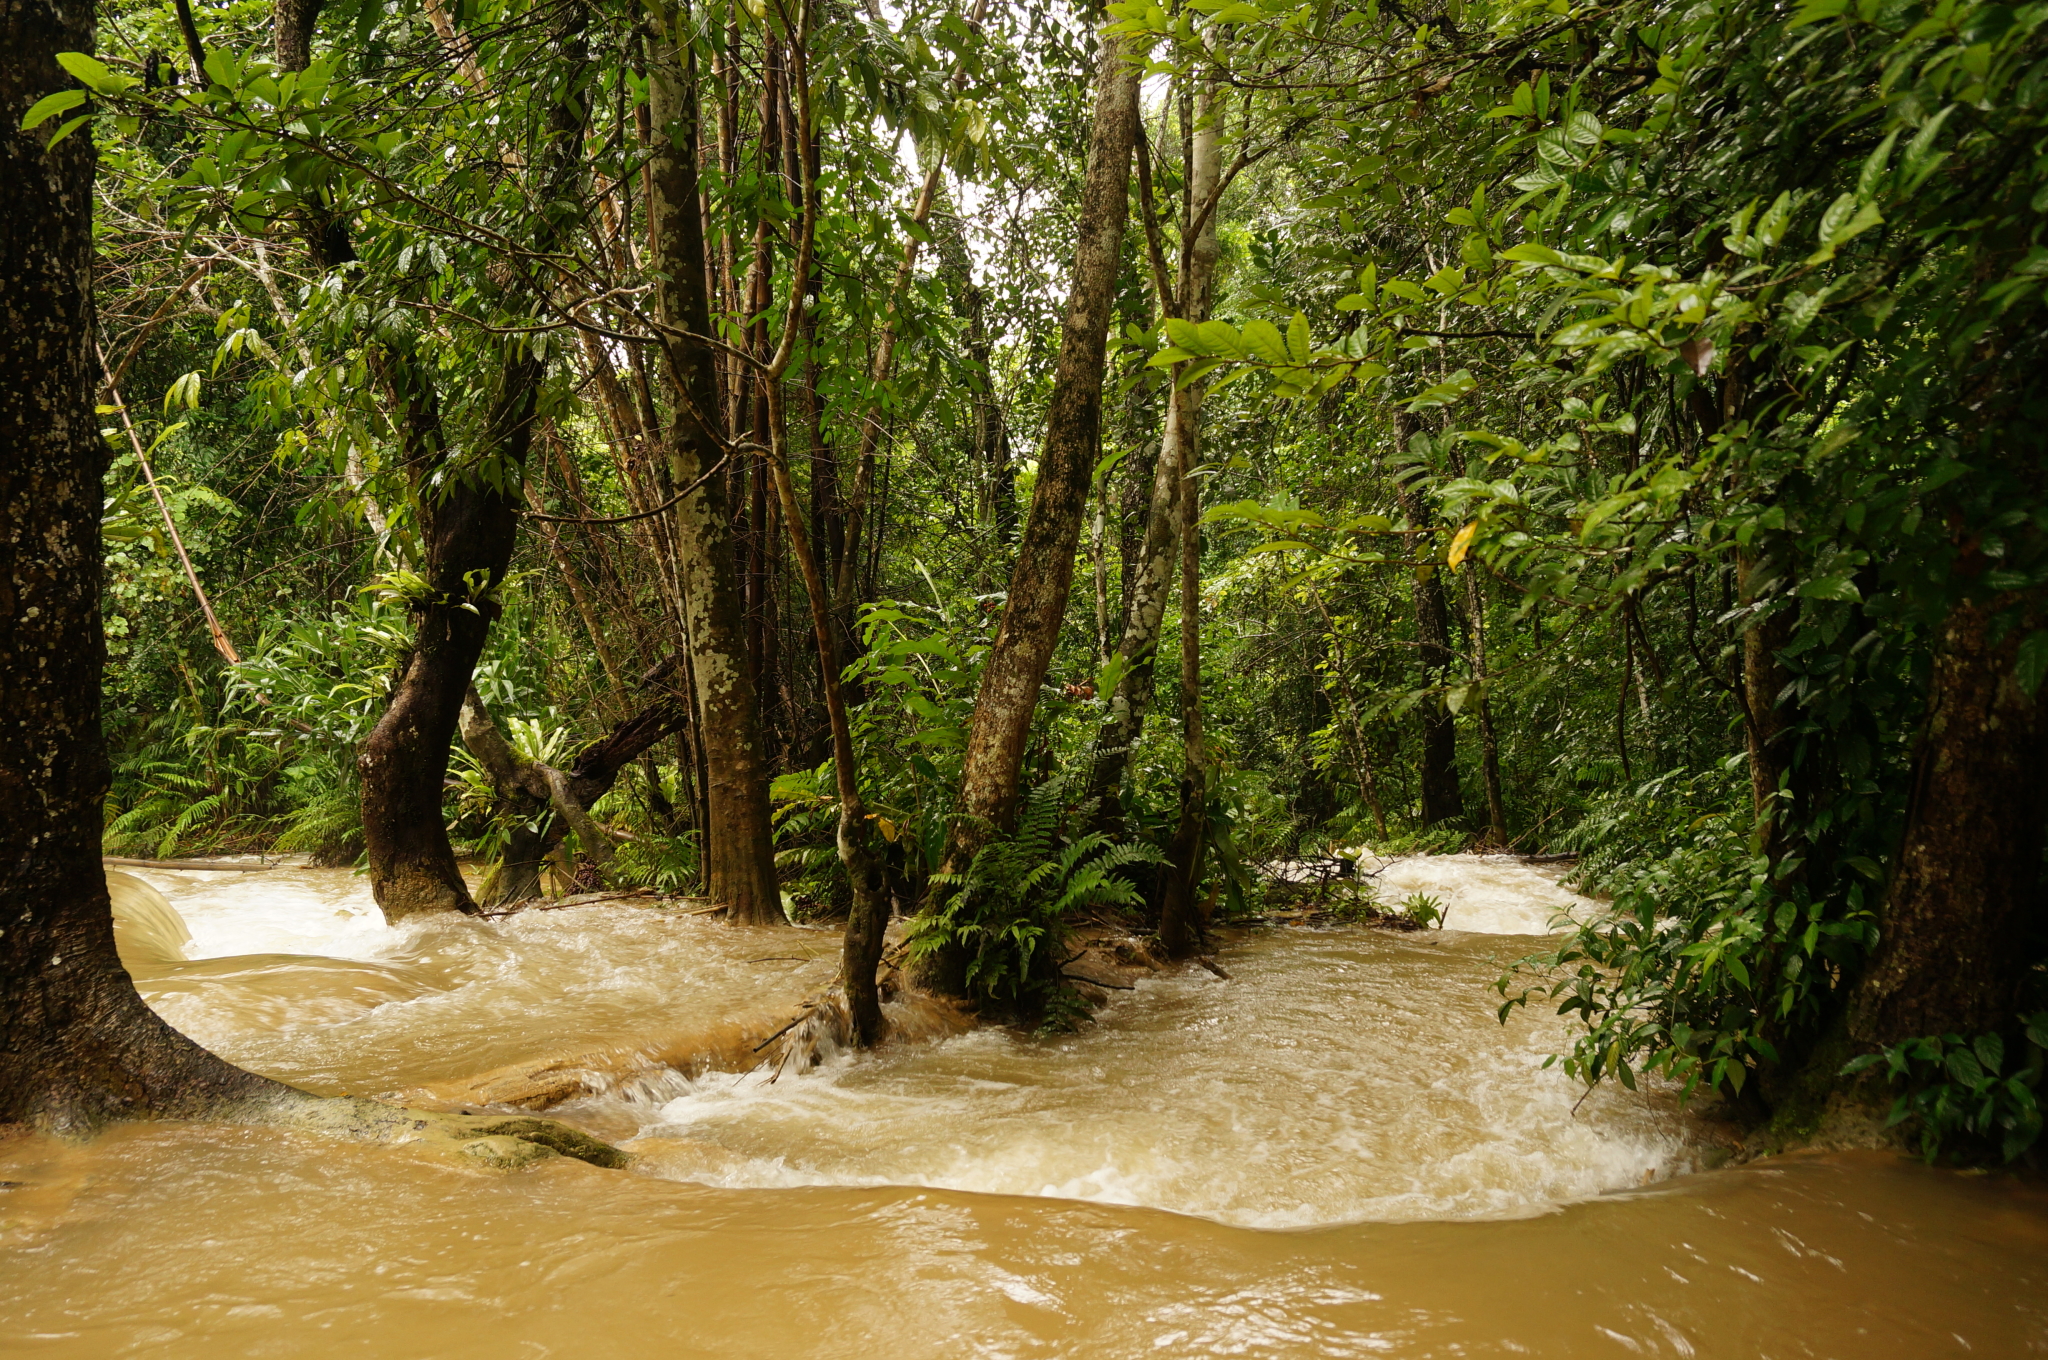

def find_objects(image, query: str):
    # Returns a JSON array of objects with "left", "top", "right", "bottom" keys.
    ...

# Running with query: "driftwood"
[{"left": 102, "top": 857, "right": 276, "bottom": 873}]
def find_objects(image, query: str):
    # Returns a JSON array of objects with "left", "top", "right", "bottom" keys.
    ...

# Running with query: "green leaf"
[
  {"left": 2016, "top": 631, "right": 2048, "bottom": 696},
  {"left": 1797, "top": 574, "right": 1861, "bottom": 602},
  {"left": 1403, "top": 369, "right": 1476, "bottom": 410},
  {"left": 20, "top": 88, "right": 86, "bottom": 130},
  {"left": 1163, "top": 318, "right": 1211, "bottom": 355},
  {"left": 41, "top": 114, "right": 91, "bottom": 147},
  {"left": 1424, "top": 266, "right": 1466, "bottom": 295},
  {"left": 1286, "top": 312, "right": 1312, "bottom": 365},
  {"left": 1195, "top": 319, "right": 1245, "bottom": 359},
  {"left": 1242, "top": 319, "right": 1288, "bottom": 365},
  {"left": 56, "top": 52, "right": 136, "bottom": 95}
]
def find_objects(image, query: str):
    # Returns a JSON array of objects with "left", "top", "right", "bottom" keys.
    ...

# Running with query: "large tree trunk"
[
  {"left": 942, "top": 27, "right": 1140, "bottom": 853},
  {"left": 0, "top": 0, "right": 282, "bottom": 1130},
  {"left": 1847, "top": 596, "right": 2048, "bottom": 1046},
  {"left": 645, "top": 2, "right": 783, "bottom": 924}
]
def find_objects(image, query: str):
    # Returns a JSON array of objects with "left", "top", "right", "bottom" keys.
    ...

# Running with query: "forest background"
[{"left": 39, "top": 0, "right": 2048, "bottom": 1158}]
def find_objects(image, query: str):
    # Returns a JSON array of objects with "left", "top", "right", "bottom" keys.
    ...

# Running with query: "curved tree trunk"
[
  {"left": 346, "top": 5, "right": 589, "bottom": 922},
  {"left": 0, "top": 0, "right": 283, "bottom": 1130},
  {"left": 645, "top": 2, "right": 782, "bottom": 923},
  {"left": 910, "top": 23, "right": 1139, "bottom": 996},
  {"left": 942, "top": 25, "right": 1140, "bottom": 852},
  {"left": 358, "top": 414, "right": 531, "bottom": 920}
]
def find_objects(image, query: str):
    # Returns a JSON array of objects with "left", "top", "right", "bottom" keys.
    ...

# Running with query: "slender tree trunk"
[
  {"left": 764, "top": 383, "right": 891, "bottom": 1044},
  {"left": 1467, "top": 569, "right": 1509, "bottom": 845},
  {"left": 941, "top": 26, "right": 1140, "bottom": 858},
  {"left": 1847, "top": 596, "right": 2048, "bottom": 1045},
  {"left": 1394, "top": 430, "right": 1465, "bottom": 828},
  {"left": 1156, "top": 406, "right": 1209, "bottom": 957},
  {"left": 1081, "top": 394, "right": 1181, "bottom": 824},
  {"left": 1306, "top": 585, "right": 1387, "bottom": 838},
  {"left": 1153, "top": 75, "right": 1226, "bottom": 957},
  {"left": 1, "top": 0, "right": 284, "bottom": 1130},
  {"left": 645, "top": 1, "right": 783, "bottom": 923},
  {"left": 1738, "top": 548, "right": 1796, "bottom": 864}
]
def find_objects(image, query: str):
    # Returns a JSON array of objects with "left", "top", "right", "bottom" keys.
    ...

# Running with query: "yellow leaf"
[{"left": 1447, "top": 521, "right": 1478, "bottom": 570}]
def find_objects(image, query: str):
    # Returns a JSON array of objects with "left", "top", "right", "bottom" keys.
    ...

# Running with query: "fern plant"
[{"left": 911, "top": 780, "right": 1163, "bottom": 1010}]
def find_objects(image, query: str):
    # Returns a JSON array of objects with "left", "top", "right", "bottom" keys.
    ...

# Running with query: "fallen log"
[{"left": 102, "top": 856, "right": 277, "bottom": 873}]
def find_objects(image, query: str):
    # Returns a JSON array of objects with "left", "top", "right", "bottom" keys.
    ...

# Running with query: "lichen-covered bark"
[
  {"left": 645, "top": 5, "right": 781, "bottom": 924},
  {"left": 944, "top": 27, "right": 1140, "bottom": 851},
  {"left": 1848, "top": 597, "right": 2048, "bottom": 1046},
  {"left": 0, "top": 0, "right": 283, "bottom": 1130}
]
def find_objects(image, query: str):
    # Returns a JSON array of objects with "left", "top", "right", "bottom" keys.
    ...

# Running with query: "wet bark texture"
[
  {"left": 1396, "top": 454, "right": 1464, "bottom": 827},
  {"left": 1848, "top": 598, "right": 2048, "bottom": 1046},
  {"left": 345, "top": 6, "right": 589, "bottom": 921},
  {"left": 356, "top": 375, "right": 534, "bottom": 921},
  {"left": 1, "top": 0, "right": 282, "bottom": 1130},
  {"left": 943, "top": 29, "right": 1140, "bottom": 855},
  {"left": 1737, "top": 549, "right": 1797, "bottom": 865},
  {"left": 646, "top": 7, "right": 782, "bottom": 924}
]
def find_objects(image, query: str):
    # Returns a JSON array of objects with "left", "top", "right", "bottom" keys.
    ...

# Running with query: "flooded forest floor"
[{"left": 3, "top": 856, "right": 2045, "bottom": 1357}]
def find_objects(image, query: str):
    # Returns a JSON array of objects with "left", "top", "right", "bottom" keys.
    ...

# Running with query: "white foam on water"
[
  {"left": 619, "top": 931, "right": 1691, "bottom": 1229},
  {"left": 1360, "top": 853, "right": 1601, "bottom": 935}
]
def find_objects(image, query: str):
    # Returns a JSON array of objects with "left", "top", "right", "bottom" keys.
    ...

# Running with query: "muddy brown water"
[{"left": 3, "top": 859, "right": 2044, "bottom": 1357}]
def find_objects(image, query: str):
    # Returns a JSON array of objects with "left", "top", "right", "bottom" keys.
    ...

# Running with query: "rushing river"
[{"left": 3, "top": 859, "right": 2044, "bottom": 1356}]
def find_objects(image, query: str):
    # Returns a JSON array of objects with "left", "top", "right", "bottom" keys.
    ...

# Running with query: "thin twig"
[{"left": 521, "top": 455, "right": 729, "bottom": 524}]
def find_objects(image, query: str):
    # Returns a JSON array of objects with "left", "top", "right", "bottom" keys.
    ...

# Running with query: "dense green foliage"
[{"left": 51, "top": 0, "right": 2048, "bottom": 1155}]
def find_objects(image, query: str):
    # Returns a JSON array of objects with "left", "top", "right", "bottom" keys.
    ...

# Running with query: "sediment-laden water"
[{"left": 3, "top": 858, "right": 2042, "bottom": 1357}]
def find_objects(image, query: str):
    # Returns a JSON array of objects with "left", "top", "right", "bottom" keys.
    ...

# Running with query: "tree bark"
[
  {"left": 459, "top": 680, "right": 686, "bottom": 907},
  {"left": 1467, "top": 568, "right": 1509, "bottom": 845},
  {"left": 357, "top": 360, "right": 540, "bottom": 920},
  {"left": 1395, "top": 435, "right": 1465, "bottom": 828},
  {"left": 645, "top": 1, "right": 783, "bottom": 924},
  {"left": 1738, "top": 547, "right": 1797, "bottom": 865},
  {"left": 940, "top": 26, "right": 1140, "bottom": 860},
  {"left": 1847, "top": 597, "right": 2048, "bottom": 1045},
  {"left": 1, "top": 0, "right": 283, "bottom": 1130}
]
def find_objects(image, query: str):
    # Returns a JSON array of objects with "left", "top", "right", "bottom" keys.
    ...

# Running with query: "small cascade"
[{"left": 108, "top": 870, "right": 193, "bottom": 967}]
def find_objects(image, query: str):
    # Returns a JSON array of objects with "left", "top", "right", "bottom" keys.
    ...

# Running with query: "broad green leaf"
[
  {"left": 1242, "top": 318, "right": 1288, "bottom": 365},
  {"left": 21, "top": 88, "right": 86, "bottom": 130},
  {"left": 1286, "top": 312, "right": 1312, "bottom": 365},
  {"left": 1403, "top": 369, "right": 1476, "bottom": 410},
  {"left": 1195, "top": 319, "right": 1245, "bottom": 359},
  {"left": 1797, "top": 574, "right": 1861, "bottom": 602},
  {"left": 2016, "top": 631, "right": 2048, "bottom": 696},
  {"left": 56, "top": 52, "right": 135, "bottom": 95}
]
